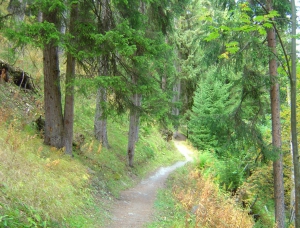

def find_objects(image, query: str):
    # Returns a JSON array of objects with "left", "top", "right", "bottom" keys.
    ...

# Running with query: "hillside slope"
[{"left": 0, "top": 82, "right": 183, "bottom": 227}]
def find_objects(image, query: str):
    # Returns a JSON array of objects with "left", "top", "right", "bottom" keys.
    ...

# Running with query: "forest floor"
[{"left": 103, "top": 135, "right": 193, "bottom": 228}]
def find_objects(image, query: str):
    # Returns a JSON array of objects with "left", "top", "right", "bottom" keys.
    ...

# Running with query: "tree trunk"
[
  {"left": 161, "top": 37, "right": 169, "bottom": 91},
  {"left": 94, "top": 85, "right": 109, "bottom": 148},
  {"left": 64, "top": 2, "right": 78, "bottom": 155},
  {"left": 266, "top": 1, "right": 285, "bottom": 227},
  {"left": 172, "top": 45, "right": 182, "bottom": 138},
  {"left": 43, "top": 7, "right": 64, "bottom": 148},
  {"left": 127, "top": 88, "right": 142, "bottom": 167},
  {"left": 270, "top": 83, "right": 285, "bottom": 228},
  {"left": 161, "top": 74, "right": 167, "bottom": 90},
  {"left": 172, "top": 79, "right": 181, "bottom": 138},
  {"left": 127, "top": 1, "right": 145, "bottom": 167},
  {"left": 43, "top": 45, "right": 63, "bottom": 148},
  {"left": 290, "top": 0, "right": 300, "bottom": 226},
  {"left": 94, "top": 0, "right": 113, "bottom": 148},
  {"left": 37, "top": 11, "right": 43, "bottom": 22},
  {"left": 8, "top": 0, "right": 26, "bottom": 22},
  {"left": 64, "top": 51, "right": 75, "bottom": 155},
  {"left": 287, "top": 86, "right": 296, "bottom": 222}
]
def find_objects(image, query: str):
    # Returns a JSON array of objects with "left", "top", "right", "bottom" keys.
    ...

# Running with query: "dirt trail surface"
[{"left": 104, "top": 140, "right": 192, "bottom": 228}]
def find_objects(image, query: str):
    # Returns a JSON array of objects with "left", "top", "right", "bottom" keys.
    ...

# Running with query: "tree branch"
[{"left": 254, "top": 0, "right": 292, "bottom": 80}]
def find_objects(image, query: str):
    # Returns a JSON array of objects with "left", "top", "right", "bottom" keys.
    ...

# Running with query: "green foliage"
[
  {"left": 238, "top": 164, "right": 276, "bottom": 227},
  {"left": 188, "top": 67, "right": 233, "bottom": 151},
  {"left": 198, "top": 150, "right": 214, "bottom": 170},
  {"left": 197, "top": 150, "right": 244, "bottom": 192},
  {"left": 216, "top": 158, "right": 244, "bottom": 191},
  {"left": 0, "top": 203, "right": 56, "bottom": 228},
  {"left": 0, "top": 126, "right": 94, "bottom": 227},
  {"left": 224, "top": 41, "right": 240, "bottom": 54},
  {"left": 4, "top": 21, "right": 61, "bottom": 47}
]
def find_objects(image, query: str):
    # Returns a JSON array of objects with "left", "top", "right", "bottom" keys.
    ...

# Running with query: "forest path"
[{"left": 103, "top": 137, "right": 193, "bottom": 228}]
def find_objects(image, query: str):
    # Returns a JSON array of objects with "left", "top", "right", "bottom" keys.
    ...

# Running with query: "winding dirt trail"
[{"left": 104, "top": 140, "right": 192, "bottom": 228}]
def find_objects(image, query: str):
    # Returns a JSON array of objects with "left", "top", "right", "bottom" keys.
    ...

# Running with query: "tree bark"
[
  {"left": 64, "top": 51, "right": 75, "bottom": 155},
  {"left": 127, "top": 85, "right": 142, "bottom": 167},
  {"left": 287, "top": 86, "right": 296, "bottom": 223},
  {"left": 161, "top": 37, "right": 169, "bottom": 91},
  {"left": 43, "top": 45, "right": 64, "bottom": 147},
  {"left": 266, "top": 1, "right": 285, "bottom": 227},
  {"left": 126, "top": 1, "right": 145, "bottom": 167},
  {"left": 43, "top": 7, "right": 64, "bottom": 148},
  {"left": 94, "top": 84, "right": 109, "bottom": 148},
  {"left": 63, "top": 2, "right": 78, "bottom": 155},
  {"left": 290, "top": 0, "right": 300, "bottom": 226},
  {"left": 8, "top": 0, "right": 26, "bottom": 22}
]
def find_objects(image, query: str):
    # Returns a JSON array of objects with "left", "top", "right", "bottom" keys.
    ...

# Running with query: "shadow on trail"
[{"left": 104, "top": 138, "right": 193, "bottom": 228}]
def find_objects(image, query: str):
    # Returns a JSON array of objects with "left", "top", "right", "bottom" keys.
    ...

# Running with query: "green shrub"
[
  {"left": 216, "top": 158, "right": 244, "bottom": 192},
  {"left": 197, "top": 151, "right": 244, "bottom": 192},
  {"left": 198, "top": 150, "right": 214, "bottom": 170}
]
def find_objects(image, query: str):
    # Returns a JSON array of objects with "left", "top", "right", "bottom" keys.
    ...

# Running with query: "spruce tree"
[
  {"left": 189, "top": 71, "right": 231, "bottom": 151},
  {"left": 93, "top": 0, "right": 115, "bottom": 149},
  {"left": 42, "top": 1, "right": 64, "bottom": 148}
]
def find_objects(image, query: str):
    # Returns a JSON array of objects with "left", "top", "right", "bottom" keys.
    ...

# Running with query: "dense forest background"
[{"left": 0, "top": 0, "right": 299, "bottom": 227}]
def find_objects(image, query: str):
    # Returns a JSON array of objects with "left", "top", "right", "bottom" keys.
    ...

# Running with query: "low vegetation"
[
  {"left": 0, "top": 83, "right": 183, "bottom": 227},
  {"left": 149, "top": 165, "right": 254, "bottom": 228},
  {"left": 148, "top": 141, "right": 284, "bottom": 228}
]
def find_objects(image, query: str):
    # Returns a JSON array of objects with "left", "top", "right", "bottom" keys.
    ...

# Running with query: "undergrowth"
[
  {"left": 149, "top": 141, "right": 286, "bottom": 228},
  {"left": 0, "top": 119, "right": 95, "bottom": 227},
  {"left": 73, "top": 94, "right": 183, "bottom": 197},
  {"left": 149, "top": 164, "right": 254, "bottom": 228},
  {"left": 0, "top": 82, "right": 183, "bottom": 227}
]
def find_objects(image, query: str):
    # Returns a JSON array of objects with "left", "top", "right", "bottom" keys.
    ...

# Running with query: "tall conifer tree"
[
  {"left": 42, "top": 1, "right": 64, "bottom": 148},
  {"left": 265, "top": 0, "right": 285, "bottom": 226},
  {"left": 64, "top": 1, "right": 78, "bottom": 155},
  {"left": 94, "top": 0, "right": 115, "bottom": 148}
]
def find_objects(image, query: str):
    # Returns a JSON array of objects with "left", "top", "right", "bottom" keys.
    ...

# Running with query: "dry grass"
[{"left": 173, "top": 169, "right": 255, "bottom": 228}]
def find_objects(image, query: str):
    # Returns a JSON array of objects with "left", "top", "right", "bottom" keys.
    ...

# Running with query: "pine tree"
[
  {"left": 189, "top": 69, "right": 232, "bottom": 151},
  {"left": 42, "top": 1, "right": 64, "bottom": 148},
  {"left": 64, "top": 1, "right": 78, "bottom": 155},
  {"left": 93, "top": 0, "right": 115, "bottom": 149},
  {"left": 3, "top": 0, "right": 88, "bottom": 154},
  {"left": 265, "top": 0, "right": 285, "bottom": 225}
]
